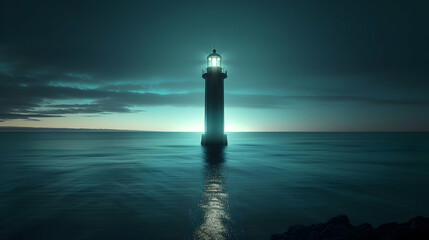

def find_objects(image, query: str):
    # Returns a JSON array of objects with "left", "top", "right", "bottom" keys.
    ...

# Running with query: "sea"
[{"left": 0, "top": 132, "right": 428, "bottom": 240}]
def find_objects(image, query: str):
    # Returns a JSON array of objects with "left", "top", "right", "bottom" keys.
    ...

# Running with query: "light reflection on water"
[
  {"left": 1, "top": 132, "right": 429, "bottom": 240},
  {"left": 194, "top": 147, "right": 231, "bottom": 240}
]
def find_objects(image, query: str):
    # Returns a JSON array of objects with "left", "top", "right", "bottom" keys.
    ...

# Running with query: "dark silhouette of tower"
[{"left": 201, "top": 49, "right": 228, "bottom": 146}]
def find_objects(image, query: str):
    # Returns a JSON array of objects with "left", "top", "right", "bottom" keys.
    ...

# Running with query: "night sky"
[{"left": 1, "top": 0, "right": 428, "bottom": 131}]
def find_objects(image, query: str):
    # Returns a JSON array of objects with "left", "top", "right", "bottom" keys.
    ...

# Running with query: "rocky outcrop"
[{"left": 271, "top": 215, "right": 429, "bottom": 240}]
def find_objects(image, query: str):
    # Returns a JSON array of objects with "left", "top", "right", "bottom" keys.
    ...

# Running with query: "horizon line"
[{"left": 0, "top": 126, "right": 427, "bottom": 133}]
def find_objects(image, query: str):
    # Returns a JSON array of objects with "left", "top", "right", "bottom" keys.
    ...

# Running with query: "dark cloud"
[
  {"left": 282, "top": 96, "right": 429, "bottom": 107},
  {"left": 34, "top": 103, "right": 138, "bottom": 115},
  {"left": 1, "top": 79, "right": 427, "bottom": 121},
  {"left": 97, "top": 81, "right": 203, "bottom": 92},
  {"left": 0, "top": 0, "right": 428, "bottom": 128},
  {"left": 0, "top": 113, "right": 60, "bottom": 122}
]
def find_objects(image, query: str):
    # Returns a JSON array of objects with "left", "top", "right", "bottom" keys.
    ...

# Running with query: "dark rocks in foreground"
[{"left": 272, "top": 215, "right": 429, "bottom": 240}]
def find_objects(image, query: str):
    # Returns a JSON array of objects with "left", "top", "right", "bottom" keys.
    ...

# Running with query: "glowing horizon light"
[{"left": 225, "top": 122, "right": 246, "bottom": 132}]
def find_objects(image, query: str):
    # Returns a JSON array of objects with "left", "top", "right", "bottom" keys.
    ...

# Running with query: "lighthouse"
[{"left": 201, "top": 49, "right": 228, "bottom": 146}]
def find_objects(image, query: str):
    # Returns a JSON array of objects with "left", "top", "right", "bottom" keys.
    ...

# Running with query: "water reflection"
[{"left": 194, "top": 146, "right": 231, "bottom": 240}]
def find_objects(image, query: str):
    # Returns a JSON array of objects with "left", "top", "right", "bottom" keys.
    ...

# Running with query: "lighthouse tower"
[{"left": 201, "top": 49, "right": 228, "bottom": 146}]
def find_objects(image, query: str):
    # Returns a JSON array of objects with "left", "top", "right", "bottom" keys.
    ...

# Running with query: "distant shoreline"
[
  {"left": 0, "top": 126, "right": 146, "bottom": 132},
  {"left": 0, "top": 126, "right": 427, "bottom": 133}
]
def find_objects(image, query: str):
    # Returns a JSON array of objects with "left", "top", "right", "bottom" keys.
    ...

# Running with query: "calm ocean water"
[{"left": 0, "top": 132, "right": 428, "bottom": 240}]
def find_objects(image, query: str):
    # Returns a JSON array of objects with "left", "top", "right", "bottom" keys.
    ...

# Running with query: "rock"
[
  {"left": 327, "top": 215, "right": 352, "bottom": 227},
  {"left": 355, "top": 223, "right": 380, "bottom": 240},
  {"left": 411, "top": 228, "right": 429, "bottom": 240},
  {"left": 387, "top": 226, "right": 412, "bottom": 240},
  {"left": 321, "top": 224, "right": 361, "bottom": 240},
  {"left": 272, "top": 215, "right": 429, "bottom": 240},
  {"left": 307, "top": 231, "right": 323, "bottom": 240},
  {"left": 287, "top": 224, "right": 310, "bottom": 239},
  {"left": 376, "top": 222, "right": 398, "bottom": 237},
  {"left": 271, "top": 234, "right": 302, "bottom": 240},
  {"left": 409, "top": 216, "right": 429, "bottom": 229},
  {"left": 271, "top": 233, "right": 286, "bottom": 240},
  {"left": 309, "top": 223, "right": 327, "bottom": 232}
]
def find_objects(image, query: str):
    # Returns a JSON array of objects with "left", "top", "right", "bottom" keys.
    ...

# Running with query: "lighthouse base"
[{"left": 201, "top": 134, "right": 228, "bottom": 146}]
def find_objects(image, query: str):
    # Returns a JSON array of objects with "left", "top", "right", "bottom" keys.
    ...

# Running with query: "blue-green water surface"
[{"left": 0, "top": 132, "right": 428, "bottom": 239}]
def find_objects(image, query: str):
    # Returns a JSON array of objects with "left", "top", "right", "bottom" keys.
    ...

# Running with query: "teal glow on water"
[{"left": 1, "top": 132, "right": 428, "bottom": 239}]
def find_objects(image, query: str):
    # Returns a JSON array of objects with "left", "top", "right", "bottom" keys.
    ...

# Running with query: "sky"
[{"left": 0, "top": 0, "right": 428, "bottom": 131}]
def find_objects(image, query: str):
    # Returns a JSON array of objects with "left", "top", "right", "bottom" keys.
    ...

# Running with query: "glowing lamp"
[{"left": 207, "top": 49, "right": 222, "bottom": 67}]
